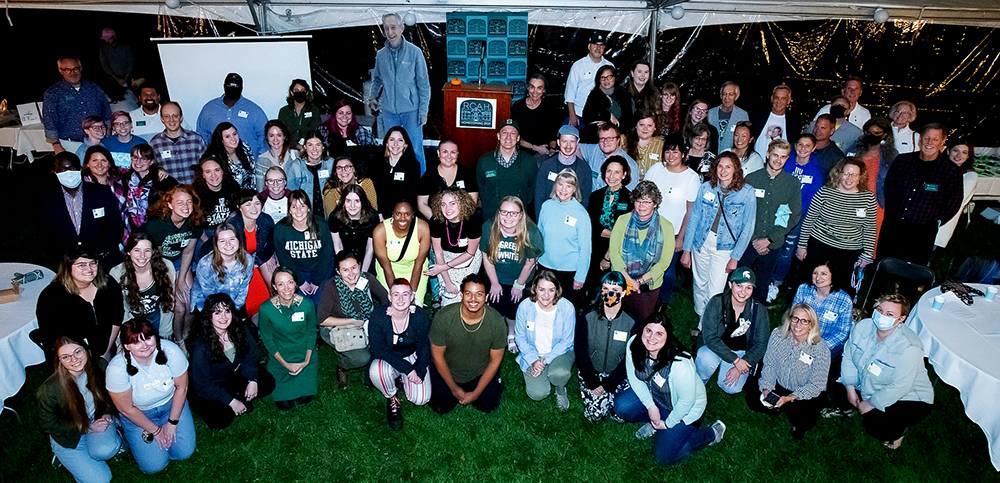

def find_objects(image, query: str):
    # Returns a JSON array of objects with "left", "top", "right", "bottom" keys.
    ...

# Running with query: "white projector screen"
[{"left": 156, "top": 36, "right": 312, "bottom": 129}]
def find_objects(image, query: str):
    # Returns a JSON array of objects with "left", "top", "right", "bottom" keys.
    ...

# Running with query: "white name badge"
[
  {"left": 457, "top": 238, "right": 469, "bottom": 247},
  {"left": 564, "top": 215, "right": 577, "bottom": 227},
  {"left": 355, "top": 277, "right": 369, "bottom": 290},
  {"left": 292, "top": 312, "right": 305, "bottom": 322},
  {"left": 318, "top": 169, "right": 330, "bottom": 179},
  {"left": 547, "top": 171, "right": 558, "bottom": 181},
  {"left": 799, "top": 351, "right": 814, "bottom": 365},
  {"left": 731, "top": 124, "right": 738, "bottom": 132},
  {"left": 181, "top": 239, "right": 190, "bottom": 247},
  {"left": 394, "top": 172, "right": 406, "bottom": 181},
  {"left": 801, "top": 175, "right": 813, "bottom": 184},
  {"left": 653, "top": 373, "right": 667, "bottom": 387},
  {"left": 856, "top": 208, "right": 866, "bottom": 217},
  {"left": 92, "top": 207, "right": 105, "bottom": 218},
  {"left": 649, "top": 153, "right": 659, "bottom": 160},
  {"left": 823, "top": 310, "right": 837, "bottom": 321},
  {"left": 304, "top": 112, "right": 313, "bottom": 118},
  {"left": 160, "top": 150, "right": 172, "bottom": 159},
  {"left": 703, "top": 191, "right": 716, "bottom": 202},
  {"left": 237, "top": 110, "right": 249, "bottom": 118},
  {"left": 456, "top": 180, "right": 465, "bottom": 189},
  {"left": 867, "top": 362, "right": 882, "bottom": 377},
  {"left": 613, "top": 330, "right": 628, "bottom": 342},
  {"left": 525, "top": 321, "right": 535, "bottom": 331},
  {"left": 755, "top": 188, "right": 766, "bottom": 198},
  {"left": 393, "top": 334, "right": 399, "bottom": 345}
]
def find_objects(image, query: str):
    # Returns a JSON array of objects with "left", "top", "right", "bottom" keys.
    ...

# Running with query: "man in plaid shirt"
[
  {"left": 150, "top": 102, "right": 206, "bottom": 184},
  {"left": 878, "top": 123, "right": 962, "bottom": 265}
]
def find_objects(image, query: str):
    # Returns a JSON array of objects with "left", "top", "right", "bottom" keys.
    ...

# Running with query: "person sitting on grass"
[
  {"left": 514, "top": 270, "right": 576, "bottom": 410},
  {"left": 575, "top": 271, "right": 637, "bottom": 422},
  {"left": 368, "top": 278, "right": 433, "bottom": 430},
  {"left": 428, "top": 274, "right": 507, "bottom": 414},
  {"left": 838, "top": 293, "right": 933, "bottom": 449},
  {"left": 615, "top": 313, "right": 726, "bottom": 465}
]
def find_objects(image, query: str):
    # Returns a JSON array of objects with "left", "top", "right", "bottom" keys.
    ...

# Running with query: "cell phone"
[{"left": 762, "top": 392, "right": 781, "bottom": 407}]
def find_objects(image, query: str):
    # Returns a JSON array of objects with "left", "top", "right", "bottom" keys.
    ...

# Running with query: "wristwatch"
[
  {"left": 167, "top": 418, "right": 180, "bottom": 425},
  {"left": 142, "top": 429, "right": 157, "bottom": 443}
]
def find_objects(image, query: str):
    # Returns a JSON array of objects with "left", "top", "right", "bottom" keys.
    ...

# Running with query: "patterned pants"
[{"left": 579, "top": 372, "right": 630, "bottom": 422}]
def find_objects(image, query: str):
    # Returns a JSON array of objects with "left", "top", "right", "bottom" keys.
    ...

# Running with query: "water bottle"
[{"left": 12, "top": 269, "right": 44, "bottom": 285}]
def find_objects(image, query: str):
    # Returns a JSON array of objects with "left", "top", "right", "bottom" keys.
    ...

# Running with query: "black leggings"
[
  {"left": 745, "top": 381, "right": 824, "bottom": 435},
  {"left": 862, "top": 400, "right": 933, "bottom": 442},
  {"left": 189, "top": 369, "right": 276, "bottom": 429}
]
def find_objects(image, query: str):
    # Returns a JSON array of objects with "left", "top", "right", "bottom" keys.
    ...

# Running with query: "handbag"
[{"left": 328, "top": 325, "right": 368, "bottom": 352}]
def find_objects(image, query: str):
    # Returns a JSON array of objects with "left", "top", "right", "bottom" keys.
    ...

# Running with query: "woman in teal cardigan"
[{"left": 514, "top": 270, "right": 576, "bottom": 409}]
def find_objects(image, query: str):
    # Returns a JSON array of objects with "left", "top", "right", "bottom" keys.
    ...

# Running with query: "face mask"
[
  {"left": 57, "top": 170, "right": 82, "bottom": 189},
  {"left": 224, "top": 86, "right": 243, "bottom": 99},
  {"left": 292, "top": 91, "right": 307, "bottom": 103},
  {"left": 864, "top": 134, "right": 883, "bottom": 146},
  {"left": 601, "top": 289, "right": 622, "bottom": 307},
  {"left": 830, "top": 105, "right": 847, "bottom": 119},
  {"left": 872, "top": 310, "right": 898, "bottom": 330}
]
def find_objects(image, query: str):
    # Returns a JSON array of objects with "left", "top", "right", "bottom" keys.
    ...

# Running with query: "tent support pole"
[
  {"left": 247, "top": 0, "right": 263, "bottom": 34},
  {"left": 648, "top": 8, "right": 658, "bottom": 76}
]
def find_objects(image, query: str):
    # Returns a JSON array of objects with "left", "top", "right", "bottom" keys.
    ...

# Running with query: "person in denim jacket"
[{"left": 190, "top": 222, "right": 255, "bottom": 313}]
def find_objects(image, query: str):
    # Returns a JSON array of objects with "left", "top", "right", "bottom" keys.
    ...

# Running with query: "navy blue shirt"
[{"left": 43, "top": 80, "right": 112, "bottom": 141}]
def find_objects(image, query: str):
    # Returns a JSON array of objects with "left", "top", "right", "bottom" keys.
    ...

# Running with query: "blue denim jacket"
[
  {"left": 284, "top": 158, "right": 334, "bottom": 201},
  {"left": 682, "top": 181, "right": 756, "bottom": 259},
  {"left": 190, "top": 252, "right": 255, "bottom": 311}
]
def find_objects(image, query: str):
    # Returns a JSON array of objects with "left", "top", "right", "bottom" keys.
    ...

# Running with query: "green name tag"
[
  {"left": 617, "top": 203, "right": 628, "bottom": 210},
  {"left": 136, "top": 120, "right": 146, "bottom": 126},
  {"left": 485, "top": 170, "right": 497, "bottom": 178},
  {"left": 924, "top": 183, "right": 939, "bottom": 192}
]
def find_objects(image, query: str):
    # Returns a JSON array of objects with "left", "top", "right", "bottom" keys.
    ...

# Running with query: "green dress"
[{"left": 258, "top": 296, "right": 319, "bottom": 401}]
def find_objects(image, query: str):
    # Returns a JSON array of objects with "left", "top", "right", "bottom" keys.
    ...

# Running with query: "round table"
[
  {"left": 0, "top": 262, "right": 55, "bottom": 409},
  {"left": 907, "top": 283, "right": 1000, "bottom": 471}
]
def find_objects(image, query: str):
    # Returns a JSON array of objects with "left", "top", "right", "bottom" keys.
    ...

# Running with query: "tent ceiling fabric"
[{"left": 5, "top": 1, "right": 1000, "bottom": 30}]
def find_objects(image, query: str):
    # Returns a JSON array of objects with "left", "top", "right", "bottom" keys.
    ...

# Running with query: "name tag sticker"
[
  {"left": 525, "top": 321, "right": 535, "bottom": 331},
  {"left": 92, "top": 207, "right": 105, "bottom": 218},
  {"left": 823, "top": 310, "right": 837, "bottom": 321},
  {"left": 237, "top": 110, "right": 249, "bottom": 118},
  {"left": 856, "top": 208, "right": 866, "bottom": 217},
  {"left": 801, "top": 175, "right": 813, "bottom": 184},
  {"left": 457, "top": 238, "right": 469, "bottom": 247},
  {"left": 653, "top": 373, "right": 667, "bottom": 387},
  {"left": 304, "top": 112, "right": 313, "bottom": 118},
  {"left": 355, "top": 277, "right": 369, "bottom": 290},
  {"left": 755, "top": 188, "right": 766, "bottom": 198},
  {"left": 867, "top": 362, "right": 882, "bottom": 377},
  {"left": 318, "top": 169, "right": 330, "bottom": 179},
  {"left": 799, "top": 351, "right": 814, "bottom": 365},
  {"left": 456, "top": 180, "right": 465, "bottom": 189},
  {"left": 617, "top": 203, "right": 628, "bottom": 210},
  {"left": 485, "top": 170, "right": 496, "bottom": 178},
  {"left": 160, "top": 150, "right": 172, "bottom": 159},
  {"left": 393, "top": 334, "right": 399, "bottom": 345},
  {"left": 564, "top": 215, "right": 577, "bottom": 227},
  {"left": 292, "top": 312, "right": 305, "bottom": 322},
  {"left": 547, "top": 171, "right": 557, "bottom": 181},
  {"left": 180, "top": 239, "right": 190, "bottom": 247},
  {"left": 703, "top": 191, "right": 716, "bottom": 202},
  {"left": 924, "top": 183, "right": 939, "bottom": 192},
  {"left": 613, "top": 330, "right": 628, "bottom": 341},
  {"left": 136, "top": 120, "right": 146, "bottom": 126},
  {"left": 394, "top": 172, "right": 406, "bottom": 181},
  {"left": 649, "top": 153, "right": 659, "bottom": 160}
]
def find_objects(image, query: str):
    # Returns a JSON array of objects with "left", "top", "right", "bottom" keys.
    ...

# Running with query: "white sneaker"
[
  {"left": 635, "top": 422, "right": 656, "bottom": 440},
  {"left": 555, "top": 391, "right": 570, "bottom": 410},
  {"left": 766, "top": 283, "right": 780, "bottom": 303},
  {"left": 710, "top": 420, "right": 726, "bottom": 445}
]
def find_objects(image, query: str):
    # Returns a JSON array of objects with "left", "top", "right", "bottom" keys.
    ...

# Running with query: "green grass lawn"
[{"left": 1, "top": 162, "right": 999, "bottom": 482}]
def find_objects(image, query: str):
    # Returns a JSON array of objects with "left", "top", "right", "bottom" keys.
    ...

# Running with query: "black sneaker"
[{"left": 387, "top": 395, "right": 404, "bottom": 430}]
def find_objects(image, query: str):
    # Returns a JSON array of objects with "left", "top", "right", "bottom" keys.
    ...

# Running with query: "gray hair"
[
  {"left": 382, "top": 13, "right": 403, "bottom": 24},
  {"left": 631, "top": 180, "right": 662, "bottom": 209},
  {"left": 550, "top": 168, "right": 582, "bottom": 202}
]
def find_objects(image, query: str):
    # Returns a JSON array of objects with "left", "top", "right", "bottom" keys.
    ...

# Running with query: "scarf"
[
  {"left": 495, "top": 148, "right": 519, "bottom": 169},
  {"left": 622, "top": 211, "right": 664, "bottom": 279},
  {"left": 336, "top": 274, "right": 375, "bottom": 321},
  {"left": 599, "top": 189, "right": 621, "bottom": 230}
]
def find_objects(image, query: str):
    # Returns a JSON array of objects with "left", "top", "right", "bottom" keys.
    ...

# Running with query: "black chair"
[{"left": 858, "top": 257, "right": 936, "bottom": 314}]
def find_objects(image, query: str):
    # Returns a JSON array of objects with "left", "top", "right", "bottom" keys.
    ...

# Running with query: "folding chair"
[{"left": 858, "top": 257, "right": 936, "bottom": 314}]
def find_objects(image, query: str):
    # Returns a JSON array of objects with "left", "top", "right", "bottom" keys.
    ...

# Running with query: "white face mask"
[
  {"left": 57, "top": 170, "right": 83, "bottom": 189},
  {"left": 872, "top": 310, "right": 898, "bottom": 331}
]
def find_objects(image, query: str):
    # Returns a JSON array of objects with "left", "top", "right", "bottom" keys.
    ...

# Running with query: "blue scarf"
[{"left": 622, "top": 211, "right": 664, "bottom": 279}]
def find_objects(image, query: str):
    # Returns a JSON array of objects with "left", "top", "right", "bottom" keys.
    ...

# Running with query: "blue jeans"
[
  {"left": 378, "top": 110, "right": 425, "bottom": 174},
  {"left": 658, "top": 250, "right": 684, "bottom": 303},
  {"left": 50, "top": 421, "right": 122, "bottom": 483},
  {"left": 120, "top": 402, "right": 196, "bottom": 474},
  {"left": 771, "top": 219, "right": 802, "bottom": 286},
  {"left": 613, "top": 388, "right": 716, "bottom": 465},
  {"left": 695, "top": 346, "right": 748, "bottom": 394}
]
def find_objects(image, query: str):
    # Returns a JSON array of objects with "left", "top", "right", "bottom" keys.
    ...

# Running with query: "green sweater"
[
  {"left": 744, "top": 169, "right": 802, "bottom": 250},
  {"left": 476, "top": 149, "right": 537, "bottom": 218}
]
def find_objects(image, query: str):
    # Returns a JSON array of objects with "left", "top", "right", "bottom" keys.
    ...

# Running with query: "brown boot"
[{"left": 337, "top": 365, "right": 349, "bottom": 389}]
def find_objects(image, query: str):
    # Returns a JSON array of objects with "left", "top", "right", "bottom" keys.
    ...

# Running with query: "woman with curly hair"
[
  {"left": 426, "top": 188, "right": 483, "bottom": 306},
  {"left": 189, "top": 222, "right": 255, "bottom": 315},
  {"left": 111, "top": 232, "right": 176, "bottom": 340},
  {"left": 187, "top": 293, "right": 276, "bottom": 429},
  {"left": 204, "top": 122, "right": 255, "bottom": 190},
  {"left": 653, "top": 82, "right": 682, "bottom": 138}
]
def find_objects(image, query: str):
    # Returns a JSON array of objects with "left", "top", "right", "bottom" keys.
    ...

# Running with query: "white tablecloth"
[
  {"left": 908, "top": 284, "right": 1000, "bottom": 471},
  {"left": 0, "top": 263, "right": 54, "bottom": 404},
  {"left": 975, "top": 177, "right": 1000, "bottom": 200},
  {"left": 0, "top": 124, "right": 50, "bottom": 162}
]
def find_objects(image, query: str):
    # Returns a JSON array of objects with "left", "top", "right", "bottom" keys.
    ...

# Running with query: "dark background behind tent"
[{"left": 2, "top": 9, "right": 997, "bottom": 151}]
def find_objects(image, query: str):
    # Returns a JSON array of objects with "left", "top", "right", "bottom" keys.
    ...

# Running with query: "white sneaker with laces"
[
  {"left": 766, "top": 283, "right": 780, "bottom": 303},
  {"left": 710, "top": 420, "right": 726, "bottom": 445}
]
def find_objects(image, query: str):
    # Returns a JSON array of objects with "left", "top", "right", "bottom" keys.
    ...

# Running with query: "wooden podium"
[{"left": 442, "top": 82, "right": 513, "bottom": 170}]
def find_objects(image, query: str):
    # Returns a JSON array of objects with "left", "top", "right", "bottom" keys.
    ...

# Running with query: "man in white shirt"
[
  {"left": 707, "top": 81, "right": 749, "bottom": 152},
  {"left": 564, "top": 32, "right": 614, "bottom": 128},
  {"left": 129, "top": 83, "right": 165, "bottom": 137},
  {"left": 749, "top": 84, "right": 800, "bottom": 160},
  {"left": 811, "top": 77, "right": 871, "bottom": 130},
  {"left": 888, "top": 100, "right": 920, "bottom": 154}
]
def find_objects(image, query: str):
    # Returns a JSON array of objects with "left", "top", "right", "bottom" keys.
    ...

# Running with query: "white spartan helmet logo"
[{"left": 742, "top": 270, "right": 751, "bottom": 280}]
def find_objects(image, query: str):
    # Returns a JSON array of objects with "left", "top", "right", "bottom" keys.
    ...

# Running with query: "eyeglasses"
[
  {"left": 265, "top": 178, "right": 286, "bottom": 185},
  {"left": 335, "top": 165, "right": 354, "bottom": 172},
  {"left": 598, "top": 136, "right": 617, "bottom": 143},
  {"left": 113, "top": 121, "right": 132, "bottom": 127},
  {"left": 790, "top": 316, "right": 810, "bottom": 326},
  {"left": 59, "top": 67, "right": 82, "bottom": 74},
  {"left": 59, "top": 347, "right": 86, "bottom": 363},
  {"left": 132, "top": 156, "right": 148, "bottom": 161},
  {"left": 691, "top": 107, "right": 708, "bottom": 114},
  {"left": 634, "top": 199, "right": 655, "bottom": 206},
  {"left": 600, "top": 75, "right": 615, "bottom": 80},
  {"left": 499, "top": 210, "right": 522, "bottom": 217},
  {"left": 73, "top": 260, "right": 98, "bottom": 269},
  {"left": 842, "top": 172, "right": 861, "bottom": 179}
]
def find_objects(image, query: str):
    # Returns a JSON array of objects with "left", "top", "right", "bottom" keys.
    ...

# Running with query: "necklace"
[
  {"left": 392, "top": 312, "right": 410, "bottom": 334},
  {"left": 445, "top": 219, "right": 464, "bottom": 247},
  {"left": 461, "top": 314, "right": 485, "bottom": 333}
]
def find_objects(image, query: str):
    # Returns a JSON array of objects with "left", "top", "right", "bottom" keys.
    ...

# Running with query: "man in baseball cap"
[
  {"left": 195, "top": 72, "right": 268, "bottom": 158},
  {"left": 476, "top": 119, "right": 538, "bottom": 217}
]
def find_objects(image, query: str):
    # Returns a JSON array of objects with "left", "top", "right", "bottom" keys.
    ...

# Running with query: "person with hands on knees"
[
  {"left": 614, "top": 314, "right": 725, "bottom": 465},
  {"left": 425, "top": 188, "right": 483, "bottom": 306},
  {"left": 514, "top": 270, "right": 576, "bottom": 409},
  {"left": 694, "top": 268, "right": 771, "bottom": 393},
  {"left": 746, "top": 304, "right": 830, "bottom": 439},
  {"left": 106, "top": 318, "right": 196, "bottom": 474},
  {"left": 37, "top": 337, "right": 123, "bottom": 483},
  {"left": 838, "top": 293, "right": 933, "bottom": 449},
  {"left": 273, "top": 190, "right": 335, "bottom": 306},
  {"left": 368, "top": 278, "right": 433, "bottom": 430},
  {"left": 187, "top": 293, "right": 275, "bottom": 429},
  {"left": 537, "top": 169, "right": 592, "bottom": 310},
  {"left": 575, "top": 271, "right": 637, "bottom": 422},
  {"left": 428, "top": 274, "right": 508, "bottom": 414},
  {"left": 258, "top": 267, "right": 320, "bottom": 411},
  {"left": 481, "top": 196, "right": 544, "bottom": 353}
]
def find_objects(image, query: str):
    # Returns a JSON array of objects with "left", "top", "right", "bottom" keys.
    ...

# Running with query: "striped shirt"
[
  {"left": 758, "top": 328, "right": 831, "bottom": 400},
  {"left": 792, "top": 284, "right": 853, "bottom": 352},
  {"left": 797, "top": 186, "right": 877, "bottom": 261}
]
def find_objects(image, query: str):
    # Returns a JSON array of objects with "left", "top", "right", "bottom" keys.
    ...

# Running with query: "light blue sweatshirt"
[
  {"left": 537, "top": 199, "right": 592, "bottom": 283},
  {"left": 625, "top": 335, "right": 707, "bottom": 428}
]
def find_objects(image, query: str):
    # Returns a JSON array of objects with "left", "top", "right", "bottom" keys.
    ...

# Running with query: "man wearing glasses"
[
  {"left": 43, "top": 56, "right": 112, "bottom": 155},
  {"left": 577, "top": 122, "right": 639, "bottom": 190}
]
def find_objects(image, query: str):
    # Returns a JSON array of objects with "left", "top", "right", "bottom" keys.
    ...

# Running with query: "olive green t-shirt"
[{"left": 429, "top": 303, "right": 507, "bottom": 384}]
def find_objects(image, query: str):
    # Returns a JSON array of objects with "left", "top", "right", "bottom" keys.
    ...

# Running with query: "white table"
[
  {"left": 0, "top": 263, "right": 54, "bottom": 412},
  {"left": 0, "top": 124, "right": 50, "bottom": 162},
  {"left": 908, "top": 284, "right": 1000, "bottom": 471}
]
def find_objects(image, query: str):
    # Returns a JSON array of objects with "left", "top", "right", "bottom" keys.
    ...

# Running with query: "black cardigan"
[
  {"left": 581, "top": 87, "right": 635, "bottom": 144},
  {"left": 35, "top": 277, "right": 125, "bottom": 360},
  {"left": 367, "top": 303, "right": 432, "bottom": 379},
  {"left": 187, "top": 324, "right": 261, "bottom": 405}
]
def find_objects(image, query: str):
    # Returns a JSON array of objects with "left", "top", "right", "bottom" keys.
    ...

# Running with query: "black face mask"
[
  {"left": 292, "top": 91, "right": 308, "bottom": 103},
  {"left": 864, "top": 133, "right": 883, "bottom": 146},
  {"left": 830, "top": 105, "right": 847, "bottom": 119},
  {"left": 224, "top": 86, "right": 243, "bottom": 100}
]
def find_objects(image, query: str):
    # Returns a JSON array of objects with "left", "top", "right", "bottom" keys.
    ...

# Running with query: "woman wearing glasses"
[{"left": 102, "top": 111, "right": 148, "bottom": 168}]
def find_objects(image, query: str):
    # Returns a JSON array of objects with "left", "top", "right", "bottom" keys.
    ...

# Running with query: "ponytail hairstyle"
[{"left": 119, "top": 318, "right": 168, "bottom": 376}]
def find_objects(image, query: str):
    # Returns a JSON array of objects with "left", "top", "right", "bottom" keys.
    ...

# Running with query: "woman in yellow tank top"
[{"left": 373, "top": 201, "right": 431, "bottom": 305}]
